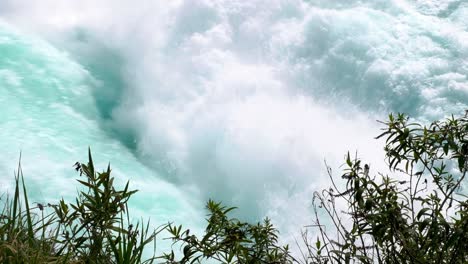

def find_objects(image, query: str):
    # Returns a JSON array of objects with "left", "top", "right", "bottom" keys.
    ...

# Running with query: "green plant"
[
  {"left": 53, "top": 149, "right": 163, "bottom": 263},
  {"left": 0, "top": 149, "right": 162, "bottom": 264},
  {"left": 305, "top": 111, "right": 468, "bottom": 264},
  {"left": 161, "top": 200, "right": 293, "bottom": 264},
  {"left": 0, "top": 158, "right": 59, "bottom": 263}
]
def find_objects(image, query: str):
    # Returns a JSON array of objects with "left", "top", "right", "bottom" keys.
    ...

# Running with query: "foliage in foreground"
[
  {"left": 1, "top": 110, "right": 468, "bottom": 263},
  {"left": 306, "top": 112, "right": 468, "bottom": 263},
  {"left": 0, "top": 150, "right": 290, "bottom": 263},
  {"left": 0, "top": 150, "right": 161, "bottom": 263},
  {"left": 161, "top": 200, "right": 291, "bottom": 263}
]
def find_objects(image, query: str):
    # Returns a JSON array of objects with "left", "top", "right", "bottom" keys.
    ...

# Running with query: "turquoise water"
[
  {"left": 0, "top": 0, "right": 467, "bottom": 249},
  {"left": 0, "top": 23, "right": 201, "bottom": 230}
]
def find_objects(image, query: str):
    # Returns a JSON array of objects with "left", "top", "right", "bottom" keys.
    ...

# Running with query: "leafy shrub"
[
  {"left": 161, "top": 200, "right": 292, "bottom": 264},
  {"left": 306, "top": 112, "right": 468, "bottom": 264},
  {"left": 0, "top": 149, "right": 162, "bottom": 264}
]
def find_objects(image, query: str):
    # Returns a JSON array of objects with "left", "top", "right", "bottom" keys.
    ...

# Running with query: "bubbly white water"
[{"left": 0, "top": 0, "right": 467, "bottom": 252}]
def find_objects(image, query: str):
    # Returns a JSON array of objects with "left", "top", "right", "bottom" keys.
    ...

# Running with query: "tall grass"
[{"left": 0, "top": 157, "right": 58, "bottom": 263}]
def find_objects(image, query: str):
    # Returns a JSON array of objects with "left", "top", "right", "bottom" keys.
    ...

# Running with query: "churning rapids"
[{"left": 0, "top": 0, "right": 467, "bottom": 254}]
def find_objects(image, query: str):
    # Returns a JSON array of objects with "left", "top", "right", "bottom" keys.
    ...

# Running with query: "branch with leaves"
[{"left": 304, "top": 111, "right": 468, "bottom": 264}]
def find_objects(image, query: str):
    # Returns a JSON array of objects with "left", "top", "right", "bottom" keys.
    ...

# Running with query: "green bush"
[
  {"left": 0, "top": 149, "right": 162, "bottom": 264},
  {"left": 306, "top": 112, "right": 468, "bottom": 264},
  {"left": 161, "top": 200, "right": 292, "bottom": 263}
]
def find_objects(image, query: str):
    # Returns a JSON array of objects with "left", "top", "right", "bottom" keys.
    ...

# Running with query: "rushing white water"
[{"left": 0, "top": 0, "right": 467, "bottom": 252}]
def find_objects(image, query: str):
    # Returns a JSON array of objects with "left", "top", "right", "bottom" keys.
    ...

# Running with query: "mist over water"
[{"left": 0, "top": 0, "right": 467, "bottom": 249}]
